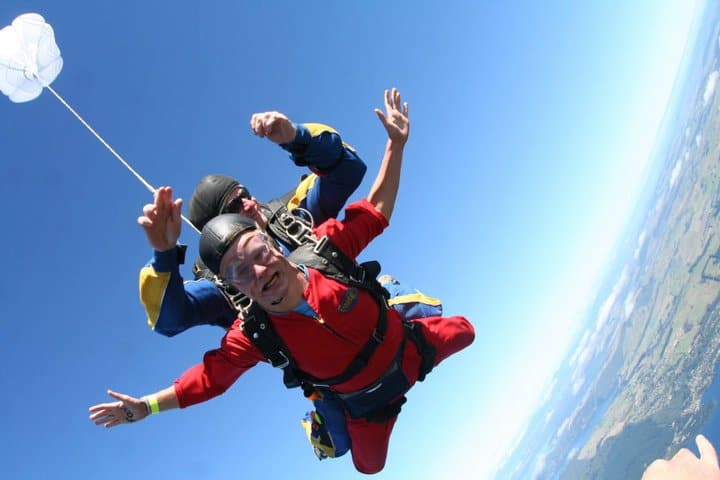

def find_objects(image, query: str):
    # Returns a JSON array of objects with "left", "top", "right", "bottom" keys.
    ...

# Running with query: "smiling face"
[{"left": 218, "top": 230, "right": 303, "bottom": 312}]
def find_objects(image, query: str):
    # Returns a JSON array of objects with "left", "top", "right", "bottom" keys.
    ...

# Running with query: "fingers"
[
  {"left": 142, "top": 203, "right": 155, "bottom": 217},
  {"left": 143, "top": 187, "right": 176, "bottom": 222},
  {"left": 250, "top": 112, "right": 285, "bottom": 137},
  {"left": 697, "top": 434, "right": 719, "bottom": 466},
  {"left": 107, "top": 389, "right": 135, "bottom": 403},
  {"left": 88, "top": 399, "right": 125, "bottom": 427},
  {"left": 381, "top": 88, "right": 408, "bottom": 115},
  {"left": 88, "top": 401, "right": 122, "bottom": 414},
  {"left": 250, "top": 113, "right": 265, "bottom": 136},
  {"left": 374, "top": 108, "right": 388, "bottom": 128},
  {"left": 88, "top": 390, "right": 140, "bottom": 428},
  {"left": 138, "top": 204, "right": 155, "bottom": 227},
  {"left": 172, "top": 198, "right": 183, "bottom": 219}
]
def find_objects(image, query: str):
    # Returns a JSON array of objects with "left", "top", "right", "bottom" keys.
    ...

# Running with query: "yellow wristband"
[{"left": 145, "top": 395, "right": 160, "bottom": 415}]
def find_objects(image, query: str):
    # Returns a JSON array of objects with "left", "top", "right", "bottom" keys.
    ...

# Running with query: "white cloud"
[
  {"left": 696, "top": 133, "right": 702, "bottom": 148},
  {"left": 633, "top": 230, "right": 647, "bottom": 260},
  {"left": 637, "top": 230, "right": 647, "bottom": 249},
  {"left": 541, "top": 377, "right": 558, "bottom": 405},
  {"left": 530, "top": 452, "right": 548, "bottom": 480},
  {"left": 669, "top": 158, "right": 683, "bottom": 187},
  {"left": 544, "top": 408, "right": 555, "bottom": 426},
  {"left": 566, "top": 446, "right": 580, "bottom": 462},
  {"left": 595, "top": 266, "right": 629, "bottom": 329},
  {"left": 572, "top": 341, "right": 594, "bottom": 381},
  {"left": 571, "top": 375, "right": 586, "bottom": 396},
  {"left": 703, "top": 70, "right": 718, "bottom": 106},
  {"left": 655, "top": 195, "right": 667, "bottom": 216},
  {"left": 624, "top": 289, "right": 637, "bottom": 317},
  {"left": 569, "top": 330, "right": 591, "bottom": 368},
  {"left": 557, "top": 415, "right": 573, "bottom": 438}
]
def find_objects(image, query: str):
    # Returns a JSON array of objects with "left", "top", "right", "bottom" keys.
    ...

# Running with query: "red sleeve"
[
  {"left": 313, "top": 198, "right": 389, "bottom": 260},
  {"left": 173, "top": 324, "right": 266, "bottom": 408}
]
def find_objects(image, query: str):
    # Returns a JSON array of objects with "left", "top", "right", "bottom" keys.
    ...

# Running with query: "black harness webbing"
[
  {"left": 195, "top": 202, "right": 435, "bottom": 410},
  {"left": 239, "top": 236, "right": 390, "bottom": 389}
]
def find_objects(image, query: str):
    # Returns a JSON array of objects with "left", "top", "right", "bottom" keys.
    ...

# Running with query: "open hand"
[
  {"left": 375, "top": 88, "right": 409, "bottom": 146},
  {"left": 88, "top": 390, "right": 149, "bottom": 428}
]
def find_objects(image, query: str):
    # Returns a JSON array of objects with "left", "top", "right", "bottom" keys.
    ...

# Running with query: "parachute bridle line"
[{"left": 41, "top": 80, "right": 201, "bottom": 234}]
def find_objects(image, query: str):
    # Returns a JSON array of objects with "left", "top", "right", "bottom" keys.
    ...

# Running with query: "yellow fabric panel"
[
  {"left": 286, "top": 174, "right": 318, "bottom": 210},
  {"left": 304, "top": 122, "right": 338, "bottom": 136},
  {"left": 139, "top": 266, "right": 171, "bottom": 329},
  {"left": 388, "top": 292, "right": 442, "bottom": 307},
  {"left": 303, "top": 122, "right": 356, "bottom": 153}
]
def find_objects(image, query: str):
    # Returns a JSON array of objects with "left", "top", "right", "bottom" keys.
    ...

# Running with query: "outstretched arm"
[
  {"left": 367, "top": 88, "right": 409, "bottom": 222},
  {"left": 89, "top": 387, "right": 179, "bottom": 428}
]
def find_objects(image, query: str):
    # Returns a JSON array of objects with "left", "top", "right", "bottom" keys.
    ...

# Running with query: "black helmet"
[
  {"left": 199, "top": 213, "right": 259, "bottom": 275},
  {"left": 187, "top": 174, "right": 252, "bottom": 231}
]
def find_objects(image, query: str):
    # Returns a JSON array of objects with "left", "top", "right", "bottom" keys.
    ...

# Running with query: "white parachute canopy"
[{"left": 0, "top": 13, "right": 62, "bottom": 103}]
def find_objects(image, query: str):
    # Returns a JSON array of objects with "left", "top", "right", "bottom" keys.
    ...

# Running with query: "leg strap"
[
  {"left": 364, "top": 396, "right": 407, "bottom": 423},
  {"left": 404, "top": 321, "right": 436, "bottom": 382}
]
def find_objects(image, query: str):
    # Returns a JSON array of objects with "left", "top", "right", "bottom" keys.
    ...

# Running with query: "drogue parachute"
[
  {"left": 0, "top": 13, "right": 62, "bottom": 103},
  {"left": 0, "top": 12, "right": 200, "bottom": 232}
]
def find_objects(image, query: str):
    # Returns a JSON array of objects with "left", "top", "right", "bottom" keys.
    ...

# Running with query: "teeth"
[{"left": 264, "top": 272, "right": 278, "bottom": 291}]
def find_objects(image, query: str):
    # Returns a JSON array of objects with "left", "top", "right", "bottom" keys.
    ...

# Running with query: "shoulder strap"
[
  {"left": 288, "top": 237, "right": 389, "bottom": 303},
  {"left": 255, "top": 236, "right": 390, "bottom": 388},
  {"left": 241, "top": 302, "right": 303, "bottom": 388}
]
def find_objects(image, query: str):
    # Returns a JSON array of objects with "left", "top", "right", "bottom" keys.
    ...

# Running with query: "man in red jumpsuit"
[{"left": 89, "top": 88, "right": 475, "bottom": 474}]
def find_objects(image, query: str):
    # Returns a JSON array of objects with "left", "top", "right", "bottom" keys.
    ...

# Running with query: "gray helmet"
[
  {"left": 187, "top": 174, "right": 252, "bottom": 231},
  {"left": 199, "top": 213, "right": 259, "bottom": 275}
]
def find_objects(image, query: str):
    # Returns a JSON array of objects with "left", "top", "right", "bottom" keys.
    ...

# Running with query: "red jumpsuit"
[{"left": 173, "top": 199, "right": 475, "bottom": 473}]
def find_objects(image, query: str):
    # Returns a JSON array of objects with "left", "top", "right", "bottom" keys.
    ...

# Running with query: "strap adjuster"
[
  {"left": 313, "top": 235, "right": 329, "bottom": 254},
  {"left": 269, "top": 351, "right": 291, "bottom": 369}
]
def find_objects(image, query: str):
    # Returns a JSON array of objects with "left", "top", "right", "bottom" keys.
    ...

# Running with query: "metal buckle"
[
  {"left": 350, "top": 266, "right": 366, "bottom": 284},
  {"left": 279, "top": 211, "right": 313, "bottom": 246},
  {"left": 313, "top": 235, "right": 329, "bottom": 254},
  {"left": 271, "top": 350, "right": 290, "bottom": 369}
]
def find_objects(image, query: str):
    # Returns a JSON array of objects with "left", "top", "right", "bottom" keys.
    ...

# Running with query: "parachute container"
[{"left": 0, "top": 13, "right": 63, "bottom": 103}]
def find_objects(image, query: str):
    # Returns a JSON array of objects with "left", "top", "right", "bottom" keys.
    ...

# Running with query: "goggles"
[
  {"left": 221, "top": 232, "right": 273, "bottom": 285},
  {"left": 222, "top": 186, "right": 252, "bottom": 214}
]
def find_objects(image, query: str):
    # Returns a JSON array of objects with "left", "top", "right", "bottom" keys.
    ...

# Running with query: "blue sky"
[{"left": 0, "top": 1, "right": 702, "bottom": 478}]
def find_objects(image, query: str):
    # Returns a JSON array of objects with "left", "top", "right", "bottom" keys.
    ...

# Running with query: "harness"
[
  {"left": 243, "top": 236, "right": 390, "bottom": 389},
  {"left": 195, "top": 202, "right": 436, "bottom": 421}
]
